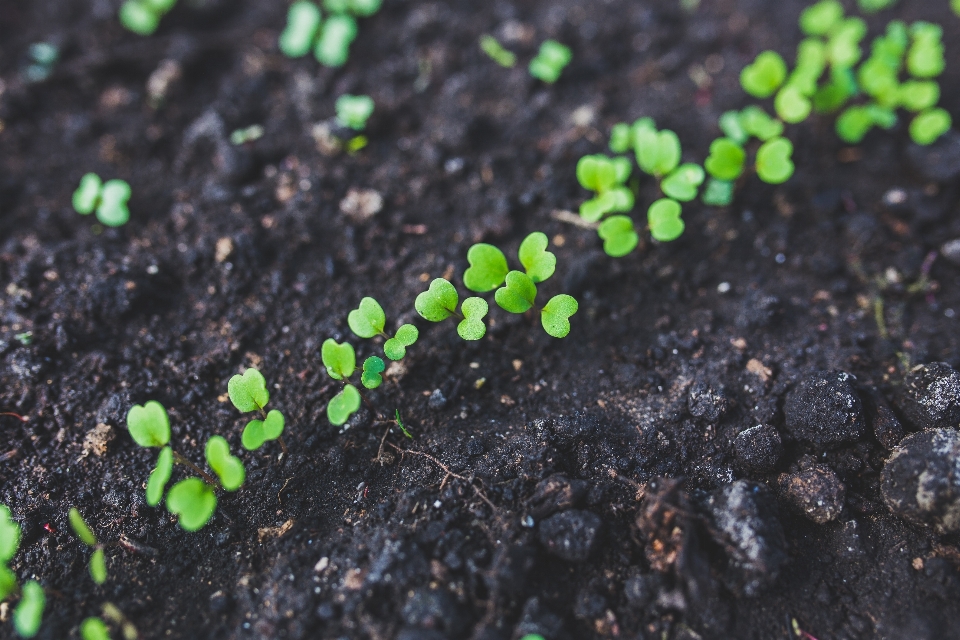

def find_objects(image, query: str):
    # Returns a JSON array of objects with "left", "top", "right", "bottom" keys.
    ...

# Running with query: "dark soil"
[{"left": 2, "top": 0, "right": 960, "bottom": 638}]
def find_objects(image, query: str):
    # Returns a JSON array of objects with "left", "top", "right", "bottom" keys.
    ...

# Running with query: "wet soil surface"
[{"left": 2, "top": 0, "right": 960, "bottom": 638}]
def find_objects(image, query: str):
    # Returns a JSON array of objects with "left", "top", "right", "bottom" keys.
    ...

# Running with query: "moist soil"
[{"left": 2, "top": 0, "right": 960, "bottom": 638}]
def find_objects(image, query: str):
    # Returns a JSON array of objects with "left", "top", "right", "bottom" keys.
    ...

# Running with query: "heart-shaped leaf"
[
  {"left": 910, "top": 107, "right": 951, "bottom": 146},
  {"left": 347, "top": 297, "right": 386, "bottom": 338},
  {"left": 813, "top": 68, "right": 857, "bottom": 113},
  {"left": 335, "top": 94, "right": 375, "bottom": 131},
  {"left": 661, "top": 163, "right": 705, "bottom": 202},
  {"left": 228, "top": 368, "right": 269, "bottom": 412},
  {"left": 72, "top": 173, "right": 102, "bottom": 215},
  {"left": 13, "top": 580, "right": 45, "bottom": 638},
  {"left": 242, "top": 410, "right": 286, "bottom": 450},
  {"left": 719, "top": 111, "right": 748, "bottom": 145},
  {"left": 898, "top": 81, "right": 940, "bottom": 113},
  {"left": 518, "top": 232, "right": 556, "bottom": 283},
  {"left": 205, "top": 436, "right": 245, "bottom": 491},
  {"left": 576, "top": 155, "right": 619, "bottom": 192},
  {"left": 384, "top": 323, "right": 418, "bottom": 360},
  {"left": 702, "top": 178, "right": 735, "bottom": 207},
  {"left": 580, "top": 193, "right": 615, "bottom": 222},
  {"left": 279, "top": 1, "right": 322, "bottom": 58},
  {"left": 799, "top": 0, "right": 843, "bottom": 36},
  {"left": 648, "top": 198, "right": 685, "bottom": 242},
  {"left": 314, "top": 14, "right": 358, "bottom": 68},
  {"left": 89, "top": 548, "right": 107, "bottom": 585},
  {"left": 774, "top": 85, "right": 812, "bottom": 124},
  {"left": 704, "top": 138, "right": 746, "bottom": 181},
  {"left": 755, "top": 137, "right": 795, "bottom": 184},
  {"left": 328, "top": 384, "right": 361, "bottom": 426},
  {"left": 495, "top": 271, "right": 537, "bottom": 314},
  {"left": 127, "top": 401, "right": 171, "bottom": 448},
  {"left": 835, "top": 105, "right": 875, "bottom": 143},
  {"left": 634, "top": 127, "right": 681, "bottom": 177},
  {"left": 597, "top": 215, "right": 639, "bottom": 258},
  {"left": 0, "top": 505, "right": 21, "bottom": 564},
  {"left": 827, "top": 18, "right": 866, "bottom": 69},
  {"left": 68, "top": 507, "right": 97, "bottom": 547},
  {"left": 740, "top": 51, "right": 787, "bottom": 99},
  {"left": 166, "top": 478, "right": 217, "bottom": 532},
  {"left": 361, "top": 356, "right": 386, "bottom": 389},
  {"left": 147, "top": 446, "right": 173, "bottom": 506},
  {"left": 322, "top": 339, "right": 356, "bottom": 380},
  {"left": 96, "top": 179, "right": 131, "bottom": 227},
  {"left": 415, "top": 278, "right": 459, "bottom": 321},
  {"left": 609, "top": 122, "right": 633, "bottom": 153},
  {"left": 541, "top": 294, "right": 579, "bottom": 338},
  {"left": 463, "top": 244, "right": 509, "bottom": 292},
  {"left": 458, "top": 297, "right": 488, "bottom": 341},
  {"left": 738, "top": 106, "right": 784, "bottom": 141}
]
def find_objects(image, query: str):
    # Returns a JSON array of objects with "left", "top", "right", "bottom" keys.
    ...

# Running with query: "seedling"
[
  {"left": 741, "top": 51, "right": 787, "bottom": 99},
  {"left": 395, "top": 410, "right": 412, "bottom": 438},
  {"left": 230, "top": 125, "right": 264, "bottom": 146},
  {"left": 479, "top": 35, "right": 516, "bottom": 68},
  {"left": 597, "top": 215, "right": 639, "bottom": 257},
  {"left": 1, "top": 504, "right": 45, "bottom": 638},
  {"left": 347, "top": 297, "right": 420, "bottom": 360},
  {"left": 529, "top": 40, "right": 571, "bottom": 84},
  {"left": 335, "top": 94, "right": 374, "bottom": 131},
  {"left": 227, "top": 368, "right": 287, "bottom": 452},
  {"left": 576, "top": 155, "right": 634, "bottom": 222},
  {"left": 14, "top": 332, "right": 32, "bottom": 346},
  {"left": 324, "top": 0, "right": 382, "bottom": 15},
  {"left": 858, "top": 0, "right": 897, "bottom": 13},
  {"left": 799, "top": 0, "right": 843, "bottom": 37},
  {"left": 754, "top": 137, "right": 795, "bottom": 184},
  {"left": 415, "top": 278, "right": 489, "bottom": 341},
  {"left": 633, "top": 121, "right": 681, "bottom": 177},
  {"left": 72, "top": 173, "right": 131, "bottom": 227},
  {"left": 704, "top": 138, "right": 746, "bottom": 182},
  {"left": 648, "top": 198, "right": 684, "bottom": 242},
  {"left": 701, "top": 178, "right": 735, "bottom": 207},
  {"left": 774, "top": 85, "right": 812, "bottom": 123},
  {"left": 80, "top": 618, "right": 111, "bottom": 640},
  {"left": 322, "top": 339, "right": 381, "bottom": 425},
  {"left": 23, "top": 43, "right": 58, "bottom": 83},
  {"left": 279, "top": 1, "right": 323, "bottom": 57},
  {"left": 314, "top": 14, "right": 358, "bottom": 67},
  {"left": 68, "top": 508, "right": 107, "bottom": 585},
  {"left": 166, "top": 478, "right": 217, "bottom": 532},
  {"left": 279, "top": 0, "right": 377, "bottom": 67},
  {"left": 660, "top": 163, "right": 705, "bottom": 202},
  {"left": 738, "top": 106, "right": 784, "bottom": 141},
  {"left": 910, "top": 108, "right": 951, "bottom": 146},
  {"left": 907, "top": 22, "right": 944, "bottom": 79},
  {"left": 119, "top": 0, "right": 177, "bottom": 36}
]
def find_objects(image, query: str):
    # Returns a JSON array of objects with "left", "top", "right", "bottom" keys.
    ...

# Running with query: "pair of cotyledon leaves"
[
  {"left": 278, "top": 1, "right": 364, "bottom": 67},
  {"left": 347, "top": 297, "right": 419, "bottom": 360},
  {"left": 321, "top": 339, "right": 384, "bottom": 425},
  {"left": 68, "top": 508, "right": 107, "bottom": 585},
  {"left": 228, "top": 368, "right": 286, "bottom": 451},
  {"left": 72, "top": 173, "right": 131, "bottom": 227},
  {"left": 1, "top": 505, "right": 44, "bottom": 638}
]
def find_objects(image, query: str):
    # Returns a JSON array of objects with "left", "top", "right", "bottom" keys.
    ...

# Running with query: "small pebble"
[{"left": 784, "top": 370, "right": 864, "bottom": 449}]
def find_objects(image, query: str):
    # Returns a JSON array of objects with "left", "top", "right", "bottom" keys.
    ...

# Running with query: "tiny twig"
[
  {"left": 0, "top": 412, "right": 28, "bottom": 422},
  {"left": 171, "top": 450, "right": 218, "bottom": 486},
  {"left": 278, "top": 436, "right": 289, "bottom": 457},
  {"left": 387, "top": 443, "right": 497, "bottom": 514}
]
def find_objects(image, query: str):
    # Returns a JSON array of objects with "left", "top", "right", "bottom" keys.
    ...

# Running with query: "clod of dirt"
[
  {"left": 863, "top": 389, "right": 906, "bottom": 450},
  {"left": 881, "top": 429, "right": 960, "bottom": 535},
  {"left": 623, "top": 572, "right": 663, "bottom": 608},
  {"left": 735, "top": 291, "right": 782, "bottom": 329},
  {"left": 778, "top": 465, "right": 846, "bottom": 524},
  {"left": 401, "top": 587, "right": 469, "bottom": 637},
  {"left": 897, "top": 362, "right": 960, "bottom": 431},
  {"left": 81, "top": 422, "right": 114, "bottom": 458},
  {"left": 339, "top": 187, "right": 383, "bottom": 223},
  {"left": 705, "top": 480, "right": 788, "bottom": 596},
  {"left": 907, "top": 130, "right": 960, "bottom": 182},
  {"left": 733, "top": 424, "right": 783, "bottom": 474},
  {"left": 784, "top": 370, "right": 865, "bottom": 449},
  {"left": 532, "top": 413, "right": 599, "bottom": 450},
  {"left": 687, "top": 380, "right": 728, "bottom": 423},
  {"left": 537, "top": 509, "right": 602, "bottom": 562},
  {"left": 526, "top": 473, "right": 588, "bottom": 520}
]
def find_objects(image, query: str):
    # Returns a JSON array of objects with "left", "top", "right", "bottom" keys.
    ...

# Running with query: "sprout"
[
  {"left": 457, "top": 297, "right": 488, "bottom": 341},
  {"left": 718, "top": 111, "right": 748, "bottom": 145},
  {"left": 909, "top": 108, "right": 951, "bottom": 146},
  {"left": 647, "top": 198, "right": 684, "bottom": 242},
  {"left": 597, "top": 215, "right": 639, "bottom": 258},
  {"left": 415, "top": 278, "right": 460, "bottom": 322},
  {"left": 346, "top": 0, "right": 383, "bottom": 18},
  {"left": 701, "top": 179, "right": 735, "bottom": 207},
  {"left": 799, "top": 0, "right": 843, "bottom": 37},
  {"left": 80, "top": 618, "right": 111, "bottom": 640},
  {"left": 954, "top": 0, "right": 960, "bottom": 16},
  {"left": 774, "top": 85, "right": 812, "bottom": 123},
  {"left": 576, "top": 155, "right": 634, "bottom": 222},
  {"left": 634, "top": 124, "right": 681, "bottom": 177},
  {"left": 347, "top": 297, "right": 419, "bottom": 360},
  {"left": 857, "top": 0, "right": 897, "bottom": 13},
  {"left": 13, "top": 580, "right": 45, "bottom": 638},
  {"left": 227, "top": 366, "right": 287, "bottom": 452},
  {"left": 360, "top": 356, "right": 385, "bottom": 389},
  {"left": 204, "top": 436, "right": 245, "bottom": 491},
  {"left": 1, "top": 505, "right": 21, "bottom": 602},
  {"left": 279, "top": 0, "right": 377, "bottom": 66},
  {"left": 835, "top": 105, "right": 876, "bottom": 143},
  {"left": 166, "top": 478, "right": 217, "bottom": 532},
  {"left": 906, "top": 23, "right": 944, "bottom": 79},
  {"left": 479, "top": 35, "right": 516, "bottom": 68},
  {"left": 230, "top": 124, "right": 264, "bottom": 146},
  {"left": 279, "top": 1, "right": 323, "bottom": 57},
  {"left": 147, "top": 447, "right": 173, "bottom": 506},
  {"left": 660, "top": 163, "right": 705, "bottom": 202},
  {"left": 494, "top": 271, "right": 537, "bottom": 314},
  {"left": 739, "top": 51, "right": 787, "bottom": 99},
  {"left": 394, "top": 410, "right": 413, "bottom": 438},
  {"left": 314, "top": 14, "right": 358, "bottom": 67},
  {"left": 540, "top": 295, "right": 579, "bottom": 339},
  {"left": 827, "top": 18, "right": 866, "bottom": 69},
  {"left": 327, "top": 383, "right": 361, "bottom": 426},
  {"left": 126, "top": 401, "right": 171, "bottom": 448},
  {"left": 518, "top": 232, "right": 557, "bottom": 283},
  {"left": 321, "top": 340, "right": 368, "bottom": 425},
  {"left": 898, "top": 81, "right": 940, "bottom": 112},
  {"left": 323, "top": 339, "right": 356, "bottom": 380},
  {"left": 529, "top": 40, "right": 572, "bottom": 84},
  {"left": 119, "top": 0, "right": 177, "bottom": 36},
  {"left": 704, "top": 138, "right": 746, "bottom": 181},
  {"left": 335, "top": 94, "right": 374, "bottom": 131},
  {"left": 609, "top": 123, "right": 633, "bottom": 153},
  {"left": 754, "top": 137, "right": 795, "bottom": 184},
  {"left": 68, "top": 508, "right": 106, "bottom": 585},
  {"left": 812, "top": 68, "right": 857, "bottom": 113},
  {"left": 463, "top": 244, "right": 509, "bottom": 292},
  {"left": 738, "top": 106, "right": 784, "bottom": 141},
  {"left": 787, "top": 39, "right": 826, "bottom": 96},
  {"left": 72, "top": 174, "right": 131, "bottom": 227}
]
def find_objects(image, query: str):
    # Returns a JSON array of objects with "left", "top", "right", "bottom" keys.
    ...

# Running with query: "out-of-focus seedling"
[
  {"left": 230, "top": 125, "right": 264, "bottom": 146},
  {"left": 634, "top": 120, "right": 681, "bottom": 178},
  {"left": 740, "top": 51, "right": 788, "bottom": 99},
  {"left": 597, "top": 215, "right": 638, "bottom": 258},
  {"left": 119, "top": 0, "right": 177, "bottom": 36},
  {"left": 279, "top": 0, "right": 381, "bottom": 67},
  {"left": 529, "top": 40, "right": 571, "bottom": 83},
  {"left": 23, "top": 43, "right": 58, "bottom": 83},
  {"left": 647, "top": 198, "right": 685, "bottom": 242},
  {"left": 576, "top": 155, "right": 634, "bottom": 222},
  {"left": 1, "top": 505, "right": 45, "bottom": 638},
  {"left": 347, "top": 297, "right": 420, "bottom": 360},
  {"left": 68, "top": 508, "right": 107, "bottom": 585},
  {"left": 755, "top": 137, "right": 795, "bottom": 184},
  {"left": 910, "top": 108, "right": 952, "bottom": 146},
  {"left": 72, "top": 173, "right": 131, "bottom": 227},
  {"left": 280, "top": 1, "right": 323, "bottom": 56},
  {"left": 228, "top": 368, "right": 286, "bottom": 452},
  {"left": 335, "top": 94, "right": 374, "bottom": 131},
  {"left": 479, "top": 35, "right": 516, "bottom": 67}
]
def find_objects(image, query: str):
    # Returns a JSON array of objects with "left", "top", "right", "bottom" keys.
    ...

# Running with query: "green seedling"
[
  {"left": 14, "top": 581, "right": 44, "bottom": 638},
  {"left": 315, "top": 14, "right": 358, "bottom": 67},
  {"left": 68, "top": 508, "right": 107, "bottom": 585},
  {"left": 119, "top": 0, "right": 177, "bottom": 36},
  {"left": 704, "top": 138, "right": 746, "bottom": 181},
  {"left": 465, "top": 232, "right": 557, "bottom": 291},
  {"left": 518, "top": 231, "right": 557, "bottom": 282},
  {"left": 540, "top": 295, "right": 579, "bottom": 339},
  {"left": 907, "top": 22, "right": 944, "bottom": 79},
  {"left": 718, "top": 111, "right": 748, "bottom": 145},
  {"left": 327, "top": 384, "right": 361, "bottom": 426},
  {"left": 799, "top": 0, "right": 843, "bottom": 37},
  {"left": 415, "top": 279, "right": 490, "bottom": 340},
  {"left": 279, "top": 1, "right": 323, "bottom": 57},
  {"left": 1, "top": 505, "right": 21, "bottom": 601},
  {"left": 205, "top": 436, "right": 245, "bottom": 491},
  {"left": 609, "top": 122, "right": 633, "bottom": 153},
  {"left": 660, "top": 163, "right": 705, "bottom": 202},
  {"left": 14, "top": 332, "right": 32, "bottom": 346},
  {"left": 395, "top": 410, "right": 412, "bottom": 438},
  {"left": 647, "top": 198, "right": 684, "bottom": 242},
  {"left": 147, "top": 447, "right": 173, "bottom": 507},
  {"left": 898, "top": 81, "right": 940, "bottom": 112},
  {"left": 836, "top": 105, "right": 876, "bottom": 143},
  {"left": 738, "top": 106, "right": 784, "bottom": 140},
  {"left": 127, "top": 400, "right": 170, "bottom": 448},
  {"left": 828, "top": 18, "right": 867, "bottom": 69},
  {"left": 479, "top": 35, "right": 516, "bottom": 67},
  {"left": 72, "top": 174, "right": 131, "bottom": 227},
  {"left": 576, "top": 155, "right": 634, "bottom": 222},
  {"left": 634, "top": 123, "right": 681, "bottom": 177},
  {"left": 701, "top": 179, "right": 735, "bottom": 207},
  {"left": 812, "top": 67, "right": 857, "bottom": 113},
  {"left": 335, "top": 94, "right": 374, "bottom": 131},
  {"left": 279, "top": 0, "right": 378, "bottom": 65},
  {"left": 1, "top": 505, "right": 45, "bottom": 638},
  {"left": 230, "top": 125, "right": 264, "bottom": 146},
  {"left": 909, "top": 108, "right": 951, "bottom": 146},
  {"left": 361, "top": 356, "right": 385, "bottom": 389},
  {"left": 858, "top": 0, "right": 897, "bottom": 12},
  {"left": 787, "top": 39, "right": 827, "bottom": 96},
  {"left": 495, "top": 271, "right": 537, "bottom": 314},
  {"left": 740, "top": 51, "right": 787, "bottom": 99},
  {"left": 347, "top": 297, "right": 419, "bottom": 360},
  {"left": 80, "top": 618, "right": 111, "bottom": 640},
  {"left": 597, "top": 215, "right": 638, "bottom": 258},
  {"left": 755, "top": 137, "right": 795, "bottom": 184},
  {"left": 324, "top": 0, "right": 382, "bottom": 14},
  {"left": 23, "top": 43, "right": 58, "bottom": 83},
  {"left": 529, "top": 40, "right": 572, "bottom": 84},
  {"left": 775, "top": 84, "right": 812, "bottom": 123},
  {"left": 321, "top": 339, "right": 381, "bottom": 425},
  {"left": 953, "top": 0, "right": 960, "bottom": 17},
  {"left": 166, "top": 478, "right": 217, "bottom": 532},
  {"left": 228, "top": 368, "right": 287, "bottom": 452}
]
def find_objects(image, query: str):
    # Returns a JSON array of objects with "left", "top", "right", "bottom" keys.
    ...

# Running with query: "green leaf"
[
  {"left": 241, "top": 410, "right": 285, "bottom": 451},
  {"left": 910, "top": 108, "right": 951, "bottom": 146},
  {"left": 322, "top": 339, "right": 356, "bottom": 380},
  {"left": 119, "top": 1, "right": 160, "bottom": 36},
  {"left": 0, "top": 504, "right": 21, "bottom": 564},
  {"left": 73, "top": 173, "right": 102, "bottom": 215},
  {"left": 702, "top": 179, "right": 735, "bottom": 207},
  {"left": 90, "top": 548, "right": 107, "bottom": 585},
  {"left": 314, "top": 14, "right": 358, "bottom": 67},
  {"left": 0, "top": 566, "right": 16, "bottom": 601},
  {"left": 907, "top": 27, "right": 944, "bottom": 79},
  {"left": 147, "top": 446, "right": 173, "bottom": 506},
  {"left": 205, "top": 436, "right": 245, "bottom": 491},
  {"left": 609, "top": 123, "right": 633, "bottom": 153},
  {"left": 518, "top": 232, "right": 556, "bottom": 283},
  {"left": 791, "top": 39, "right": 826, "bottom": 94},
  {"left": 704, "top": 138, "right": 746, "bottom": 181},
  {"left": 479, "top": 34, "right": 517, "bottom": 68},
  {"left": 495, "top": 271, "right": 537, "bottom": 314},
  {"left": 347, "top": 297, "right": 386, "bottom": 338},
  {"left": 660, "top": 163, "right": 705, "bottom": 202},
  {"left": 528, "top": 39, "right": 571, "bottom": 83},
  {"left": 384, "top": 324, "right": 418, "bottom": 360},
  {"left": 857, "top": 0, "right": 897, "bottom": 12},
  {"left": 335, "top": 94, "right": 375, "bottom": 131},
  {"left": 799, "top": 0, "right": 843, "bottom": 36},
  {"left": 14, "top": 580, "right": 45, "bottom": 638},
  {"left": 898, "top": 81, "right": 940, "bottom": 112},
  {"left": 348, "top": 0, "right": 382, "bottom": 17},
  {"left": 463, "top": 244, "right": 508, "bottom": 292},
  {"left": 835, "top": 105, "right": 875, "bottom": 144},
  {"left": 126, "top": 401, "right": 170, "bottom": 448},
  {"left": 634, "top": 127, "right": 681, "bottom": 177},
  {"left": 774, "top": 85, "right": 812, "bottom": 124},
  {"left": 719, "top": 111, "right": 748, "bottom": 145},
  {"left": 740, "top": 51, "right": 787, "bottom": 99},
  {"left": 96, "top": 179, "right": 131, "bottom": 227},
  {"left": 541, "top": 295, "right": 579, "bottom": 338},
  {"left": 68, "top": 508, "right": 97, "bottom": 547},
  {"left": 327, "top": 384, "right": 361, "bottom": 426},
  {"left": 648, "top": 198, "right": 685, "bottom": 242},
  {"left": 755, "top": 137, "right": 795, "bottom": 184},
  {"left": 415, "top": 278, "right": 459, "bottom": 322},
  {"left": 827, "top": 18, "right": 866, "bottom": 69},
  {"left": 580, "top": 192, "right": 615, "bottom": 222},
  {"left": 361, "top": 356, "right": 385, "bottom": 389},
  {"left": 166, "top": 478, "right": 217, "bottom": 532},
  {"left": 228, "top": 368, "right": 270, "bottom": 412},
  {"left": 395, "top": 410, "right": 413, "bottom": 438},
  {"left": 597, "top": 215, "right": 639, "bottom": 258},
  {"left": 279, "top": 1, "right": 322, "bottom": 58},
  {"left": 576, "top": 155, "right": 616, "bottom": 192},
  {"left": 611, "top": 157, "right": 632, "bottom": 184},
  {"left": 80, "top": 617, "right": 112, "bottom": 640},
  {"left": 457, "top": 297, "right": 488, "bottom": 341},
  {"left": 739, "top": 106, "right": 783, "bottom": 141}
]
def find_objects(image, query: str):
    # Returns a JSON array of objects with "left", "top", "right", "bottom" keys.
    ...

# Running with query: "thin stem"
[
  {"left": 0, "top": 412, "right": 28, "bottom": 422},
  {"left": 171, "top": 450, "right": 218, "bottom": 486},
  {"left": 278, "top": 436, "right": 289, "bottom": 456}
]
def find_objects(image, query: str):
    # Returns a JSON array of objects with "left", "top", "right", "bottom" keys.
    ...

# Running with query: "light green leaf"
[
  {"left": 528, "top": 39, "right": 571, "bottom": 83},
  {"left": 480, "top": 34, "right": 517, "bottom": 68},
  {"left": 335, "top": 94, "right": 375, "bottom": 131},
  {"left": 68, "top": 507, "right": 97, "bottom": 547},
  {"left": 634, "top": 127, "right": 681, "bottom": 177},
  {"left": 80, "top": 617, "right": 112, "bottom": 640},
  {"left": 702, "top": 179, "right": 735, "bottom": 207},
  {"left": 14, "top": 580, "right": 45, "bottom": 638},
  {"left": 660, "top": 163, "right": 705, "bottom": 202},
  {"left": 609, "top": 123, "right": 633, "bottom": 153},
  {"left": 278, "top": 1, "right": 322, "bottom": 58},
  {"left": 518, "top": 232, "right": 556, "bottom": 283},
  {"left": 704, "top": 138, "right": 746, "bottom": 181},
  {"left": 166, "top": 478, "right": 217, "bottom": 532},
  {"left": 90, "top": 548, "right": 107, "bottom": 585},
  {"left": 755, "top": 137, "right": 795, "bottom": 184},
  {"left": 898, "top": 81, "right": 940, "bottom": 112},
  {"left": 347, "top": 297, "right": 386, "bottom": 338},
  {"left": 799, "top": 0, "right": 843, "bottom": 36},
  {"left": 463, "top": 244, "right": 509, "bottom": 292},
  {"left": 205, "top": 436, "right": 245, "bottom": 491},
  {"left": 0, "top": 504, "right": 21, "bottom": 564},
  {"left": 314, "top": 14, "right": 358, "bottom": 67},
  {"left": 119, "top": 1, "right": 160, "bottom": 36},
  {"left": 648, "top": 198, "right": 685, "bottom": 242},
  {"left": 718, "top": 111, "right": 747, "bottom": 145},
  {"left": 361, "top": 356, "right": 385, "bottom": 389},
  {"left": 228, "top": 368, "right": 269, "bottom": 412},
  {"left": 541, "top": 295, "right": 579, "bottom": 338},
  {"left": 739, "top": 106, "right": 784, "bottom": 141},
  {"left": 597, "top": 215, "right": 639, "bottom": 258},
  {"left": 415, "top": 278, "right": 459, "bottom": 322},
  {"left": 0, "top": 566, "right": 16, "bottom": 601},
  {"left": 384, "top": 324, "right": 418, "bottom": 360},
  {"left": 910, "top": 108, "right": 951, "bottom": 146},
  {"left": 774, "top": 85, "right": 812, "bottom": 124},
  {"left": 322, "top": 339, "right": 356, "bottom": 380},
  {"left": 827, "top": 18, "right": 866, "bottom": 69},
  {"left": 580, "top": 193, "right": 615, "bottom": 222},
  {"left": 495, "top": 271, "right": 537, "bottom": 314},
  {"left": 327, "top": 384, "right": 361, "bottom": 426},
  {"left": 457, "top": 297, "right": 488, "bottom": 341},
  {"left": 73, "top": 173, "right": 102, "bottom": 215},
  {"left": 740, "top": 51, "right": 787, "bottom": 99},
  {"left": 126, "top": 400, "right": 170, "bottom": 448},
  {"left": 576, "top": 155, "right": 618, "bottom": 192},
  {"left": 835, "top": 105, "right": 875, "bottom": 144},
  {"left": 147, "top": 446, "right": 173, "bottom": 506},
  {"left": 241, "top": 410, "right": 285, "bottom": 451},
  {"left": 96, "top": 179, "right": 131, "bottom": 227}
]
